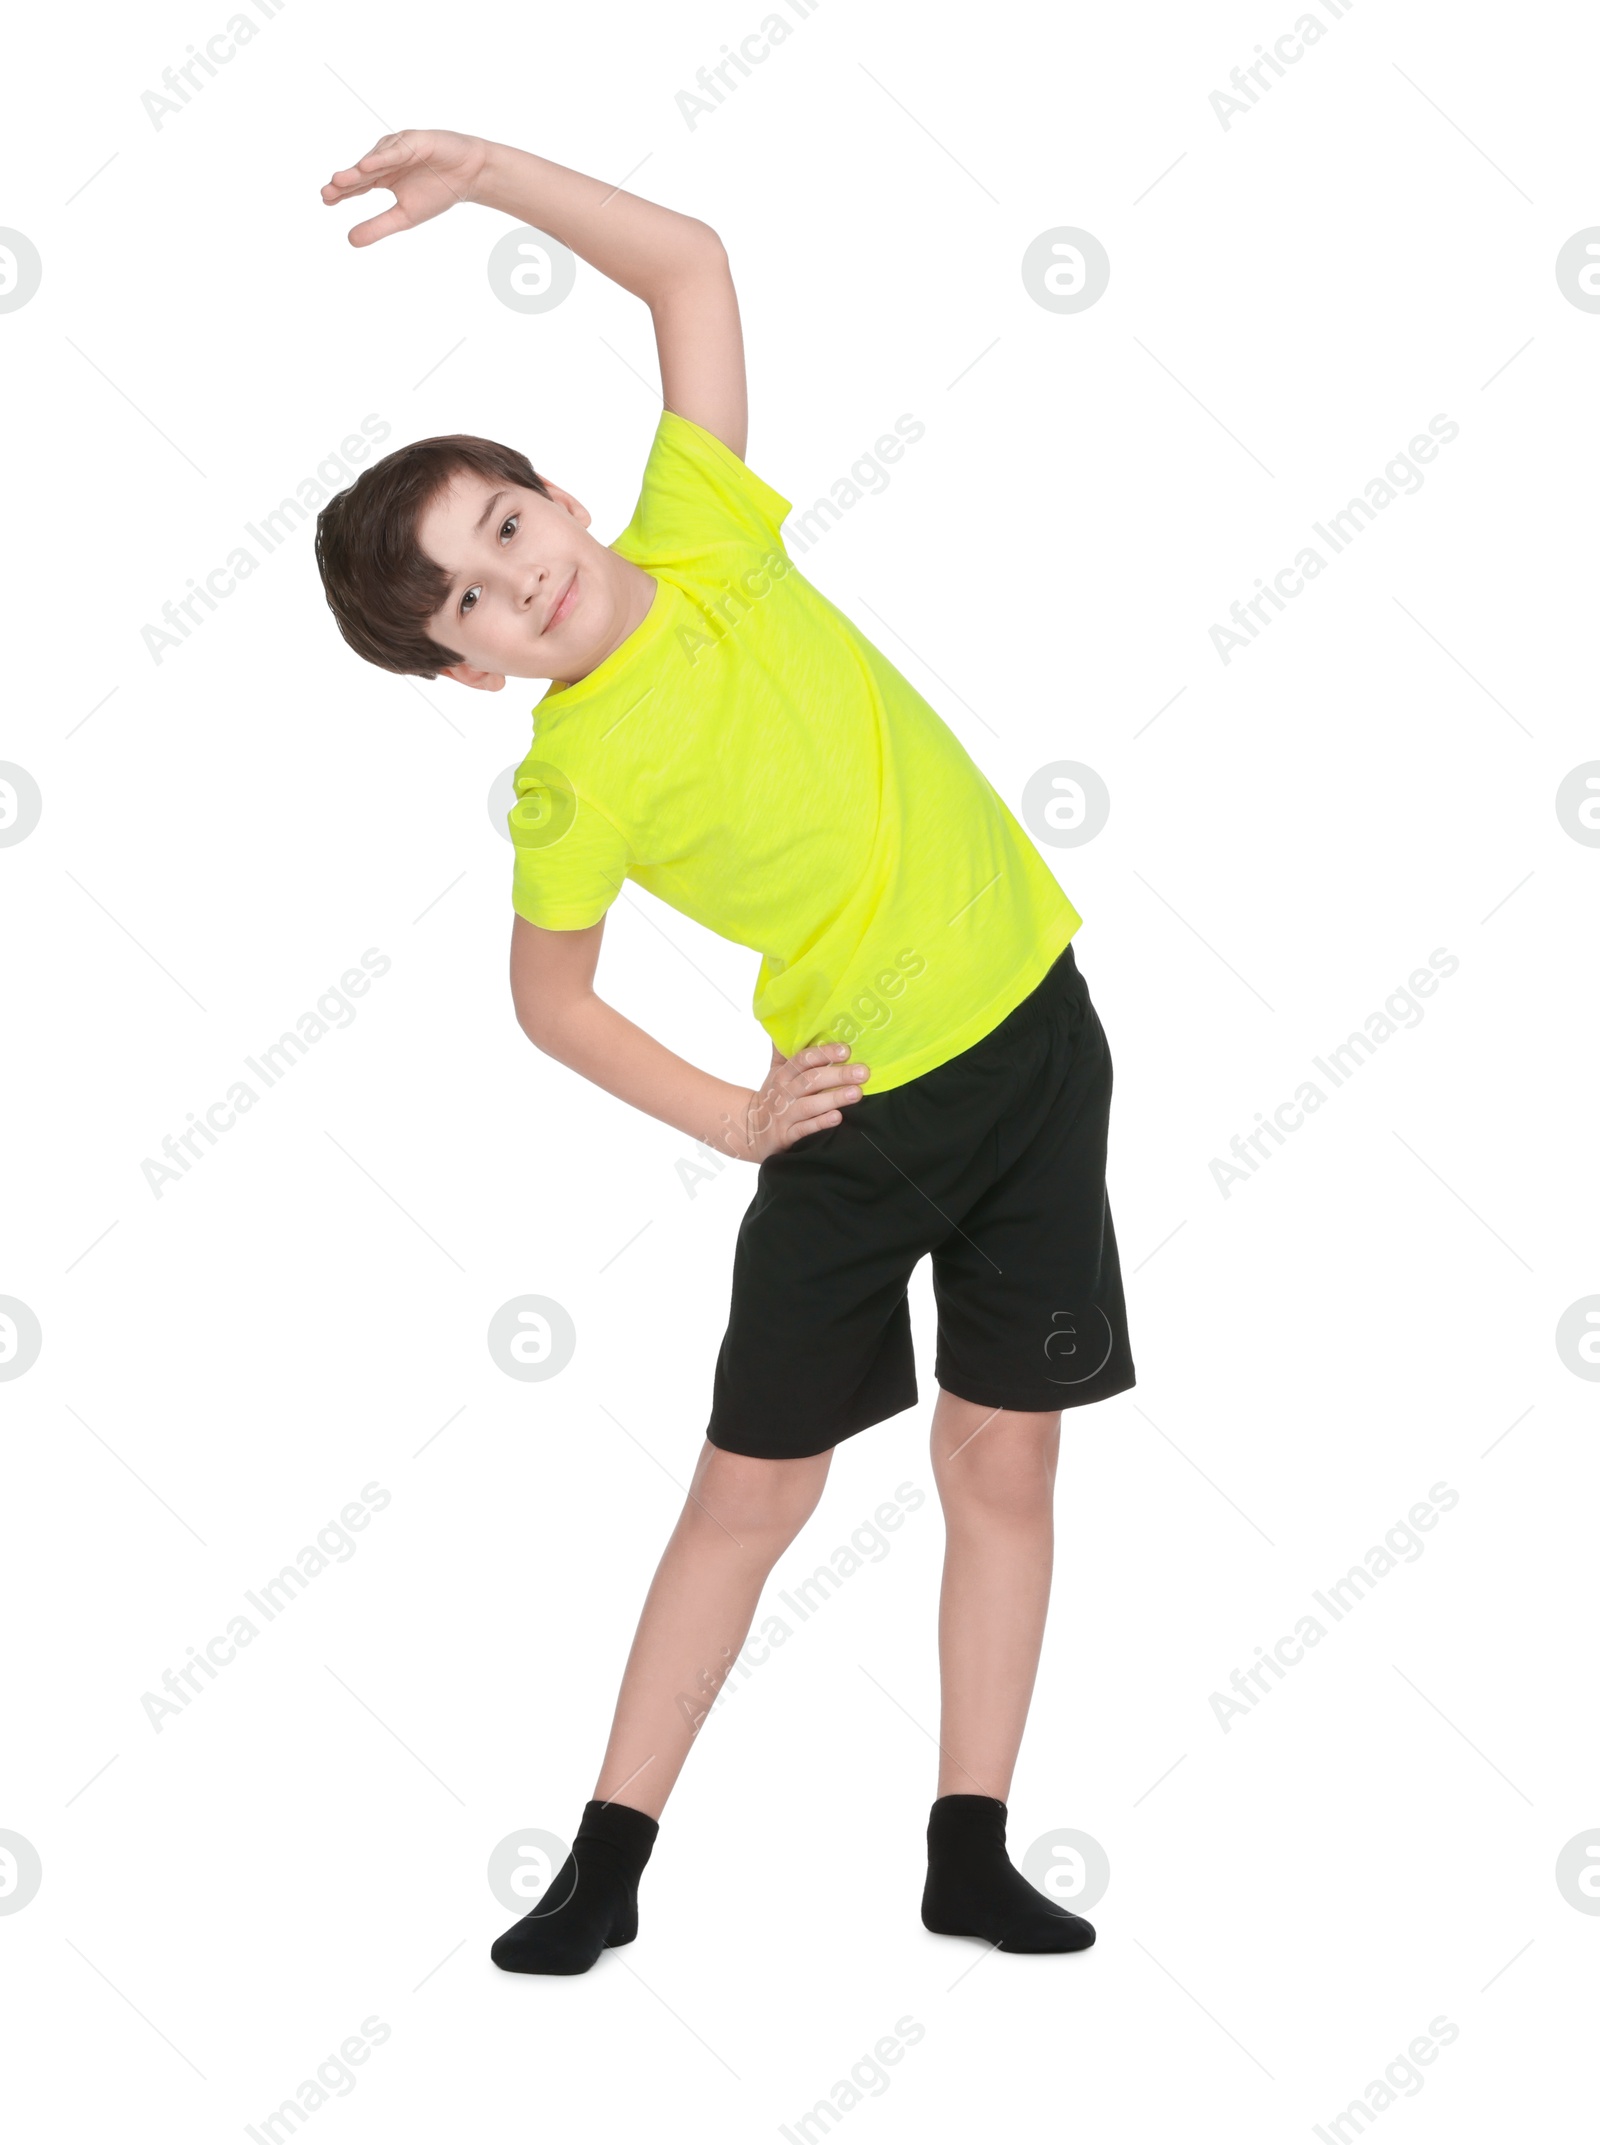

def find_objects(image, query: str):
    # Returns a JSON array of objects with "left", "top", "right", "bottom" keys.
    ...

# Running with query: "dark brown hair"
[{"left": 313, "top": 435, "right": 553, "bottom": 679}]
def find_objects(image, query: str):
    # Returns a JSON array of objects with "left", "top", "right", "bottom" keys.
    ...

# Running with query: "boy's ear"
[
  {"left": 440, "top": 661, "right": 506, "bottom": 692},
  {"left": 540, "top": 482, "right": 591, "bottom": 530}
]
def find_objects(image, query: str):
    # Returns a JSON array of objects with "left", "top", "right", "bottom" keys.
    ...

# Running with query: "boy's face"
[{"left": 415, "top": 469, "right": 647, "bottom": 689}]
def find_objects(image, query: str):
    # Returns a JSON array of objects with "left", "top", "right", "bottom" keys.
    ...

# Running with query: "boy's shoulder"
[{"left": 612, "top": 408, "right": 792, "bottom": 573}]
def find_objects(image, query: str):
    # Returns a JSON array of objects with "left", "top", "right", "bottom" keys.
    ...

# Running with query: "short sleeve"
[
  {"left": 614, "top": 410, "right": 794, "bottom": 567},
  {"left": 508, "top": 763, "right": 630, "bottom": 929}
]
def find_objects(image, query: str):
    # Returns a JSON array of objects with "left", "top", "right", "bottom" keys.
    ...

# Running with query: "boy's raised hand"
[
  {"left": 737, "top": 1043, "right": 871, "bottom": 1164},
  {"left": 321, "top": 130, "right": 489, "bottom": 247}
]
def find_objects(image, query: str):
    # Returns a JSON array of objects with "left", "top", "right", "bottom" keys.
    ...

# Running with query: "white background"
[{"left": 3, "top": 1, "right": 1597, "bottom": 2137}]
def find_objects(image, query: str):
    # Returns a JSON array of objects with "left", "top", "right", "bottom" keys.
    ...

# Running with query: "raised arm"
[{"left": 321, "top": 129, "right": 749, "bottom": 457}]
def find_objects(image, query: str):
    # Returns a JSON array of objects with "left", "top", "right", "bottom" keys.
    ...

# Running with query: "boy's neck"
[{"left": 565, "top": 557, "right": 658, "bottom": 686}]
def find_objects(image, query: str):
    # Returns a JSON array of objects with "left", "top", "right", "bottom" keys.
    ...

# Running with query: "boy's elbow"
[
  {"left": 683, "top": 220, "right": 728, "bottom": 267},
  {"left": 513, "top": 992, "right": 563, "bottom": 1054},
  {"left": 508, "top": 913, "right": 603, "bottom": 1054},
  {"left": 512, "top": 982, "right": 590, "bottom": 1060}
]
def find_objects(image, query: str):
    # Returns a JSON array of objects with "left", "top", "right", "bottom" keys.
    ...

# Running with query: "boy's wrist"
[
  {"left": 705, "top": 1089, "right": 759, "bottom": 1162},
  {"left": 464, "top": 137, "right": 509, "bottom": 210}
]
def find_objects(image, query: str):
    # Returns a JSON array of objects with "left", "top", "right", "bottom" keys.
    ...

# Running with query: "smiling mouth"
[{"left": 543, "top": 571, "right": 579, "bottom": 633}]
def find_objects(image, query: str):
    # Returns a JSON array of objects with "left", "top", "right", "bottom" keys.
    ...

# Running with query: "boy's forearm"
[
  {"left": 469, "top": 140, "right": 718, "bottom": 304},
  {"left": 529, "top": 992, "right": 754, "bottom": 1157}
]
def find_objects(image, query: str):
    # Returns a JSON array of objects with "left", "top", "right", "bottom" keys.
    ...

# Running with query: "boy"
[{"left": 316, "top": 129, "right": 1135, "bottom": 1973}]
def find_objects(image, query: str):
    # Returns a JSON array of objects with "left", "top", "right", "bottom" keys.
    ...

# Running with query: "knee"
[
  {"left": 934, "top": 1409, "right": 1059, "bottom": 1523},
  {"left": 689, "top": 1443, "right": 828, "bottom": 1554}
]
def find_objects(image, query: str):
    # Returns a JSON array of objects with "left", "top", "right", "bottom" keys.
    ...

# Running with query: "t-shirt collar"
[{"left": 535, "top": 569, "right": 674, "bottom": 715}]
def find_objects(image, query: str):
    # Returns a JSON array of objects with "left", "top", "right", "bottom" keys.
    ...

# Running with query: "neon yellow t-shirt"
[{"left": 508, "top": 409, "right": 1081, "bottom": 1095}]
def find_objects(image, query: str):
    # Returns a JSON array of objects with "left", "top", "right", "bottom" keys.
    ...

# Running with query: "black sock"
[
  {"left": 490, "top": 1798, "right": 659, "bottom": 1976},
  {"left": 921, "top": 1793, "right": 1095, "bottom": 1953}
]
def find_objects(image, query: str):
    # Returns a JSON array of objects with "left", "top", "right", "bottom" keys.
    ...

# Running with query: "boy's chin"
[{"left": 474, "top": 658, "right": 549, "bottom": 686}]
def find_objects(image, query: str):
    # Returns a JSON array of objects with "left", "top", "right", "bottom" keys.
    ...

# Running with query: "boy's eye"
[{"left": 460, "top": 514, "right": 519, "bottom": 614}]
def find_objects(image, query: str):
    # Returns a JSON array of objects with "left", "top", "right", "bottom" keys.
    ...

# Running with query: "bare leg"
[
  {"left": 593, "top": 1439, "right": 833, "bottom": 1818},
  {"left": 929, "top": 1389, "right": 1061, "bottom": 1801}
]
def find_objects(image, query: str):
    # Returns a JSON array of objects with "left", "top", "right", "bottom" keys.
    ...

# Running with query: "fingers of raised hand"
[
  {"left": 323, "top": 142, "right": 415, "bottom": 203},
  {"left": 321, "top": 166, "right": 375, "bottom": 202},
  {"left": 339, "top": 205, "right": 408, "bottom": 249},
  {"left": 359, "top": 132, "right": 420, "bottom": 170}
]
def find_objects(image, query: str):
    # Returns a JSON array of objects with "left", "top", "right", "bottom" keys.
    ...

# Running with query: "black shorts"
[{"left": 706, "top": 940, "right": 1136, "bottom": 1460}]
